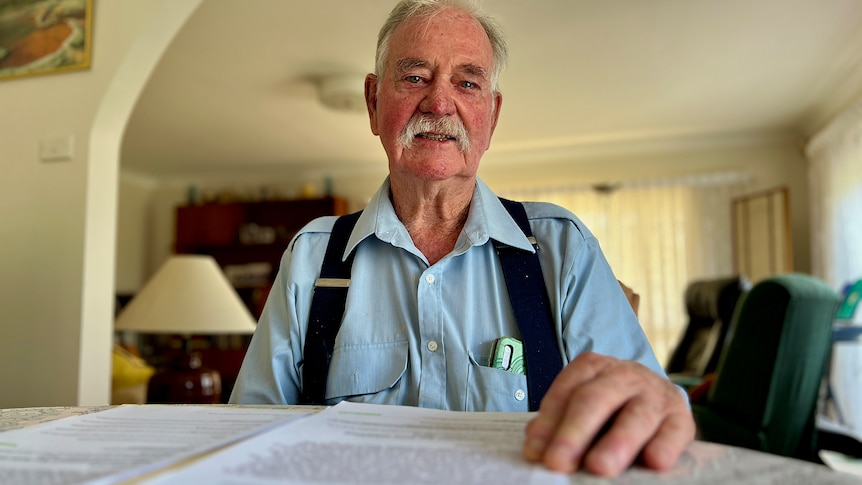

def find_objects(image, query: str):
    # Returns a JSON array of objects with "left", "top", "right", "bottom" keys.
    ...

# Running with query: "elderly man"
[{"left": 230, "top": 0, "right": 694, "bottom": 477}]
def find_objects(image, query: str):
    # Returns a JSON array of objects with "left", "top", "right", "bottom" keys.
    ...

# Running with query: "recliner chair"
[
  {"left": 666, "top": 275, "right": 750, "bottom": 387},
  {"left": 692, "top": 273, "right": 840, "bottom": 461}
]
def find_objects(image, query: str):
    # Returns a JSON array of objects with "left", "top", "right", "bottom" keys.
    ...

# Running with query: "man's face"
[{"left": 365, "top": 8, "right": 502, "bottom": 183}]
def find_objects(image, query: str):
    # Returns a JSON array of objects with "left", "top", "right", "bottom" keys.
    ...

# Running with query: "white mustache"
[{"left": 398, "top": 115, "right": 471, "bottom": 153}]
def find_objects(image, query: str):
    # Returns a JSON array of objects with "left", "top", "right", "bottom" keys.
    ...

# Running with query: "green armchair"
[{"left": 692, "top": 273, "right": 840, "bottom": 461}]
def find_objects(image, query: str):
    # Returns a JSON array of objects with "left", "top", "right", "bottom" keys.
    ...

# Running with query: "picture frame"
[{"left": 0, "top": 0, "right": 94, "bottom": 81}]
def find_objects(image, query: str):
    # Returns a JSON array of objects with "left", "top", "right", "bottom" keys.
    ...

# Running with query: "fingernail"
[
  {"left": 524, "top": 438, "right": 547, "bottom": 460},
  {"left": 545, "top": 445, "right": 577, "bottom": 473},
  {"left": 591, "top": 451, "right": 622, "bottom": 477}
]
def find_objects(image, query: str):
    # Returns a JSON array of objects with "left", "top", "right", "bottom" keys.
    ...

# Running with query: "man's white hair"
[{"left": 374, "top": 0, "right": 508, "bottom": 94}]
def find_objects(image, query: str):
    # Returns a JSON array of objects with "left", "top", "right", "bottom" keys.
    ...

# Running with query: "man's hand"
[{"left": 523, "top": 352, "right": 695, "bottom": 477}]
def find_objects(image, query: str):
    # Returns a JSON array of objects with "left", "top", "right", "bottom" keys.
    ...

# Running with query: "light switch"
[{"left": 40, "top": 135, "right": 75, "bottom": 162}]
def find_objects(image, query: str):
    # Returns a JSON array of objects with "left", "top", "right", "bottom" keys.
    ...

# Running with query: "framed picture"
[
  {"left": 0, "top": 0, "right": 93, "bottom": 81},
  {"left": 731, "top": 186, "right": 793, "bottom": 284}
]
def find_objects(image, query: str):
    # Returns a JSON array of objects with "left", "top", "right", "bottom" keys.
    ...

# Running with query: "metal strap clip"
[{"left": 315, "top": 278, "right": 350, "bottom": 288}]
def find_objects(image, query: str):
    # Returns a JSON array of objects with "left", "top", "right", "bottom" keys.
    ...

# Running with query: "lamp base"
[{"left": 146, "top": 351, "right": 222, "bottom": 404}]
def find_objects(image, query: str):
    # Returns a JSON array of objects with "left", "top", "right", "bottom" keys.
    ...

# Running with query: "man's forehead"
[{"left": 386, "top": 10, "right": 494, "bottom": 72}]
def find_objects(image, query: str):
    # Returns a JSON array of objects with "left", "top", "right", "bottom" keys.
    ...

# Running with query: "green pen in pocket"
[{"left": 488, "top": 337, "right": 525, "bottom": 375}]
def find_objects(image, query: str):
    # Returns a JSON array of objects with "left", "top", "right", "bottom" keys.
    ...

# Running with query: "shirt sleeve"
[
  {"left": 228, "top": 229, "right": 329, "bottom": 404},
  {"left": 560, "top": 235, "right": 667, "bottom": 376}
]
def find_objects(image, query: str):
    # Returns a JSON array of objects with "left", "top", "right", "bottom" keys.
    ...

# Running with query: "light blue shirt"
[{"left": 230, "top": 177, "right": 665, "bottom": 411}]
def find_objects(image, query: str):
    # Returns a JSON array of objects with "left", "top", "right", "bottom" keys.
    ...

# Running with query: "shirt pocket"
[
  {"left": 325, "top": 340, "right": 409, "bottom": 404},
  {"left": 466, "top": 353, "right": 530, "bottom": 412}
]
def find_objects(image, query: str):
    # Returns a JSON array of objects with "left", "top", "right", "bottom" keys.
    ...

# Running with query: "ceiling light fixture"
[{"left": 317, "top": 74, "right": 367, "bottom": 113}]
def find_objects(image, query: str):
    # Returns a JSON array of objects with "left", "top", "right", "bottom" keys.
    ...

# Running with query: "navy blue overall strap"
[
  {"left": 300, "top": 200, "right": 563, "bottom": 410},
  {"left": 300, "top": 210, "right": 362, "bottom": 405},
  {"left": 494, "top": 198, "right": 564, "bottom": 411}
]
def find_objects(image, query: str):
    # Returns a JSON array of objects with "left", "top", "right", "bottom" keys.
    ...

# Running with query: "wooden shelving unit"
[{"left": 174, "top": 196, "right": 348, "bottom": 317}]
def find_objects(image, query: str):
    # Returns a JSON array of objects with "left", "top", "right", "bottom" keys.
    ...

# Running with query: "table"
[
  {"left": 1, "top": 406, "right": 859, "bottom": 484},
  {"left": 0, "top": 406, "right": 113, "bottom": 431}
]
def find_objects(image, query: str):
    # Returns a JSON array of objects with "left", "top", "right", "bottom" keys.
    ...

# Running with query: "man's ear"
[
  {"left": 365, "top": 74, "right": 379, "bottom": 136},
  {"left": 490, "top": 91, "right": 503, "bottom": 136}
]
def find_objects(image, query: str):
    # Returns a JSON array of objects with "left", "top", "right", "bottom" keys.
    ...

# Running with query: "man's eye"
[
  {"left": 405, "top": 76, "right": 422, "bottom": 83},
  {"left": 461, "top": 81, "right": 476, "bottom": 89}
]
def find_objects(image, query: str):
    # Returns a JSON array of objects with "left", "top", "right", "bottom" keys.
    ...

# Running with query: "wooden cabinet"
[{"left": 174, "top": 196, "right": 348, "bottom": 317}]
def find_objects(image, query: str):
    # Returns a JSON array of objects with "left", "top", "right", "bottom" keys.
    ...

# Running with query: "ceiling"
[{"left": 121, "top": 0, "right": 862, "bottom": 179}]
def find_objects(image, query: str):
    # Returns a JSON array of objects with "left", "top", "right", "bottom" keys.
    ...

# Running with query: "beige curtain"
[
  {"left": 502, "top": 175, "right": 748, "bottom": 366},
  {"left": 807, "top": 99, "right": 862, "bottom": 288}
]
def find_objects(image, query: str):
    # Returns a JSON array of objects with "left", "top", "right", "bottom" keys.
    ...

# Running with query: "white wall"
[
  {"left": 0, "top": 1, "right": 202, "bottom": 408},
  {"left": 115, "top": 175, "right": 159, "bottom": 294}
]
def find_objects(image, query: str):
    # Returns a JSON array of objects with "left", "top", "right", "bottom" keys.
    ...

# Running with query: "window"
[
  {"left": 502, "top": 175, "right": 749, "bottom": 365},
  {"left": 807, "top": 100, "right": 862, "bottom": 288}
]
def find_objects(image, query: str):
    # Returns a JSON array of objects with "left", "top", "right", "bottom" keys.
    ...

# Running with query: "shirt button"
[
  {"left": 427, "top": 341, "right": 438, "bottom": 352},
  {"left": 514, "top": 389, "right": 526, "bottom": 401},
  {"left": 425, "top": 274, "right": 436, "bottom": 284}
]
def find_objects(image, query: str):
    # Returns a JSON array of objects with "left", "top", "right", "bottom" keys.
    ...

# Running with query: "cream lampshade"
[
  {"left": 115, "top": 254, "right": 258, "bottom": 404},
  {"left": 115, "top": 254, "right": 257, "bottom": 335}
]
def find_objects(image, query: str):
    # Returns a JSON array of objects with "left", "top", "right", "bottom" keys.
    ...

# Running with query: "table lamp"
[{"left": 114, "top": 255, "right": 257, "bottom": 404}]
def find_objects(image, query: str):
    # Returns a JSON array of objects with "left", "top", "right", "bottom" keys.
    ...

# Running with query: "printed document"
[
  {"left": 0, "top": 405, "right": 312, "bottom": 485},
  {"left": 145, "top": 401, "right": 568, "bottom": 485}
]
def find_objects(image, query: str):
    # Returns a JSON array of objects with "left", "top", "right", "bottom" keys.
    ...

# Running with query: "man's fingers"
[
  {"left": 525, "top": 354, "right": 643, "bottom": 472},
  {"left": 523, "top": 352, "right": 695, "bottom": 477},
  {"left": 546, "top": 361, "right": 654, "bottom": 473},
  {"left": 523, "top": 353, "right": 616, "bottom": 466},
  {"left": 640, "top": 413, "right": 696, "bottom": 470},
  {"left": 581, "top": 391, "right": 671, "bottom": 476},
  {"left": 533, "top": 384, "right": 630, "bottom": 473}
]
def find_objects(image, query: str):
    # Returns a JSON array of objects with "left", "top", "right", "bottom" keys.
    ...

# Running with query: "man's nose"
[{"left": 419, "top": 78, "right": 455, "bottom": 116}]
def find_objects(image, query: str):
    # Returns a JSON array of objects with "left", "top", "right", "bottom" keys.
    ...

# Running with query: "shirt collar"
[
  {"left": 463, "top": 178, "right": 535, "bottom": 252},
  {"left": 341, "top": 176, "right": 535, "bottom": 262}
]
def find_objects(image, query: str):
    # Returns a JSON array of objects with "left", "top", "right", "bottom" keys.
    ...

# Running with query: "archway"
[{"left": 78, "top": 0, "right": 203, "bottom": 405}]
